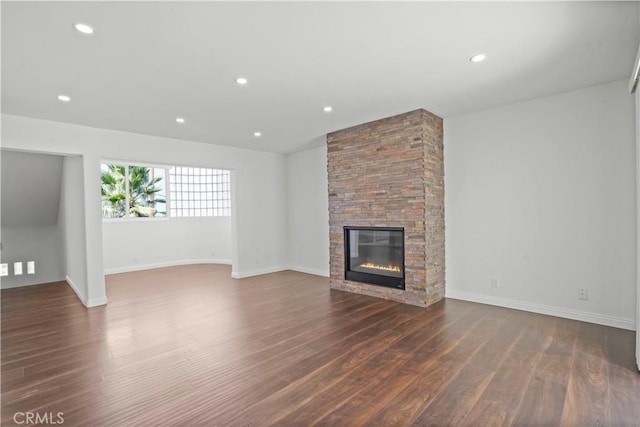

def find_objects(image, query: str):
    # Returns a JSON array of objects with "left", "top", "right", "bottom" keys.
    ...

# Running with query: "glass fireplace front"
[{"left": 344, "top": 226, "right": 405, "bottom": 290}]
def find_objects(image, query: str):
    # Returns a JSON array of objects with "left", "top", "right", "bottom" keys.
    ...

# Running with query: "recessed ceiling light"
[
  {"left": 323, "top": 106, "right": 333, "bottom": 113},
  {"left": 57, "top": 94, "right": 71, "bottom": 102},
  {"left": 253, "top": 132, "right": 262, "bottom": 137},
  {"left": 470, "top": 54, "right": 486, "bottom": 63},
  {"left": 236, "top": 77, "right": 248, "bottom": 85},
  {"left": 73, "top": 23, "right": 94, "bottom": 34},
  {"left": 176, "top": 117, "right": 185, "bottom": 124}
]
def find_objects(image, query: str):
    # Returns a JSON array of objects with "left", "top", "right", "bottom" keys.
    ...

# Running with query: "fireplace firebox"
[{"left": 344, "top": 226, "right": 405, "bottom": 290}]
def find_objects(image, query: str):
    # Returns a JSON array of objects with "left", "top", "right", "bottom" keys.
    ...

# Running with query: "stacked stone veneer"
[{"left": 327, "top": 109, "right": 445, "bottom": 307}]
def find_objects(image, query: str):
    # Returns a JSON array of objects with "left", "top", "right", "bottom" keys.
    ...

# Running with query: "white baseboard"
[
  {"left": 86, "top": 296, "right": 108, "bottom": 307},
  {"left": 65, "top": 275, "right": 86, "bottom": 305},
  {"left": 66, "top": 275, "right": 108, "bottom": 308},
  {"left": 231, "top": 265, "right": 288, "bottom": 279},
  {"left": 104, "top": 258, "right": 232, "bottom": 275},
  {"left": 287, "top": 265, "right": 330, "bottom": 278},
  {"left": 446, "top": 289, "right": 636, "bottom": 331}
]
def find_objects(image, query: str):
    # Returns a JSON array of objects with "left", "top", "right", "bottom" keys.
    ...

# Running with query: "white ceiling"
[{"left": 2, "top": 2, "right": 638, "bottom": 154}]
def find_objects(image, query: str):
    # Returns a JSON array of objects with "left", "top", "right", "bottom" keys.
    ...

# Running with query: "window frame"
[
  {"left": 100, "top": 160, "right": 171, "bottom": 221},
  {"left": 101, "top": 160, "right": 232, "bottom": 221}
]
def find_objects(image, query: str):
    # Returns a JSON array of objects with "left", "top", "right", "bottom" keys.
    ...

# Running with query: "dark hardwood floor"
[{"left": 2, "top": 264, "right": 639, "bottom": 426}]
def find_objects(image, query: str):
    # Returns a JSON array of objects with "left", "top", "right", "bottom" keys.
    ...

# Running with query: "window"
[
  {"left": 101, "top": 163, "right": 231, "bottom": 219},
  {"left": 101, "top": 164, "right": 167, "bottom": 218},
  {"left": 169, "top": 167, "right": 231, "bottom": 217}
]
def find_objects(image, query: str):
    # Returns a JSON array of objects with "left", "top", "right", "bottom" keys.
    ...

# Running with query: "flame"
[{"left": 360, "top": 262, "right": 401, "bottom": 273}]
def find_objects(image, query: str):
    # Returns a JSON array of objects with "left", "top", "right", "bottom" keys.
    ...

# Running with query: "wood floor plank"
[
  {"left": 201, "top": 307, "right": 438, "bottom": 425},
  {"left": 1, "top": 264, "right": 638, "bottom": 427},
  {"left": 510, "top": 318, "right": 580, "bottom": 426},
  {"left": 560, "top": 323, "right": 611, "bottom": 426},
  {"left": 606, "top": 326, "right": 640, "bottom": 426},
  {"left": 304, "top": 306, "right": 490, "bottom": 425},
  {"left": 270, "top": 303, "right": 484, "bottom": 426},
  {"left": 463, "top": 313, "right": 558, "bottom": 426},
  {"left": 357, "top": 304, "right": 509, "bottom": 426},
  {"left": 410, "top": 308, "right": 529, "bottom": 426}
]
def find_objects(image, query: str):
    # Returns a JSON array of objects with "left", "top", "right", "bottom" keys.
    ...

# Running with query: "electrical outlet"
[
  {"left": 14, "top": 262, "right": 23, "bottom": 276},
  {"left": 0, "top": 263, "right": 8, "bottom": 277},
  {"left": 27, "top": 261, "right": 35, "bottom": 275},
  {"left": 491, "top": 277, "right": 500, "bottom": 288},
  {"left": 577, "top": 288, "right": 588, "bottom": 300}
]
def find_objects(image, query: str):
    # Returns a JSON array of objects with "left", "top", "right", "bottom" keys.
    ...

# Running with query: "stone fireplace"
[{"left": 328, "top": 109, "right": 444, "bottom": 307}]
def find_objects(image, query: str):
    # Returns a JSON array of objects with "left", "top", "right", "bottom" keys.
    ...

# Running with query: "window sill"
[{"left": 102, "top": 217, "right": 169, "bottom": 223}]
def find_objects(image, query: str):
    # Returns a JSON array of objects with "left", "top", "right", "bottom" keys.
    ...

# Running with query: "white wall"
[
  {"left": 635, "top": 57, "right": 639, "bottom": 366},
  {"left": 103, "top": 217, "right": 232, "bottom": 274},
  {"left": 58, "top": 155, "right": 95, "bottom": 305},
  {"left": 1, "top": 151, "right": 66, "bottom": 288},
  {"left": 286, "top": 145, "right": 330, "bottom": 277},
  {"left": 1, "top": 114, "right": 288, "bottom": 302},
  {"left": 635, "top": 1, "right": 640, "bottom": 370},
  {"left": 1, "top": 151, "right": 63, "bottom": 227},
  {"left": 0, "top": 226, "right": 64, "bottom": 288},
  {"left": 445, "top": 79, "right": 637, "bottom": 330}
]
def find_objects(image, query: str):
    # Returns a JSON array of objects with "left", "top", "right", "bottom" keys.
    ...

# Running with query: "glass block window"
[{"left": 169, "top": 167, "right": 231, "bottom": 217}]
